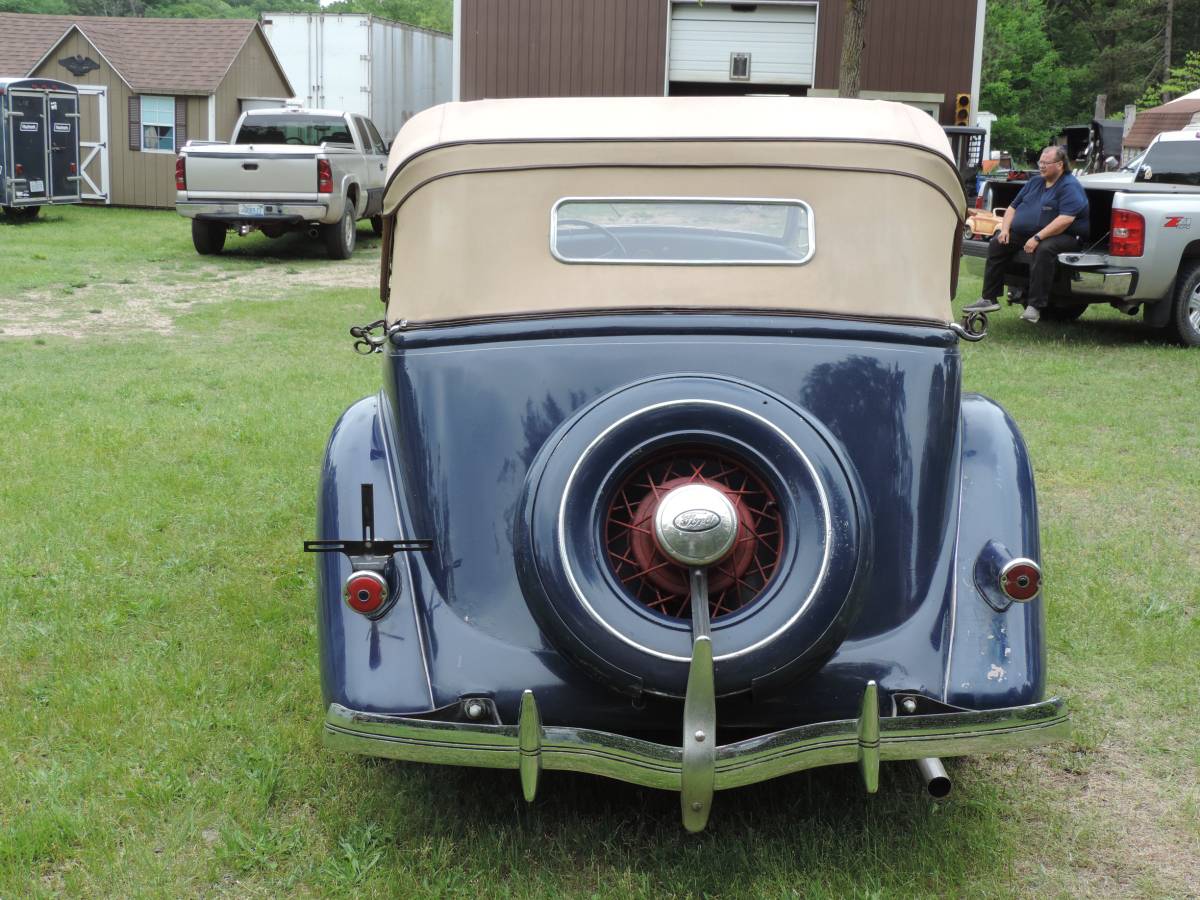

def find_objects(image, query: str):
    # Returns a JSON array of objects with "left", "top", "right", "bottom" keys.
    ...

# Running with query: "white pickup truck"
[
  {"left": 970, "top": 129, "right": 1200, "bottom": 346},
  {"left": 175, "top": 107, "right": 388, "bottom": 259}
]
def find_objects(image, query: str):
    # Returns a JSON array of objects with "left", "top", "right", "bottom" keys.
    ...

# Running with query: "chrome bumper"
[
  {"left": 1058, "top": 252, "right": 1137, "bottom": 298},
  {"left": 325, "top": 690, "right": 1068, "bottom": 819},
  {"left": 175, "top": 199, "right": 333, "bottom": 223}
]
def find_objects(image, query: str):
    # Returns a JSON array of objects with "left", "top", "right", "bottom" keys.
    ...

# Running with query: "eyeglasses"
[{"left": 1038, "top": 160, "right": 1062, "bottom": 168}]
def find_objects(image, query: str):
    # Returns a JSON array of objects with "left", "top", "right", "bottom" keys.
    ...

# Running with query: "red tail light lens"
[
  {"left": 1110, "top": 208, "right": 1144, "bottom": 256},
  {"left": 1000, "top": 559, "right": 1041, "bottom": 602},
  {"left": 317, "top": 158, "right": 333, "bottom": 194},
  {"left": 344, "top": 571, "right": 389, "bottom": 615},
  {"left": 974, "top": 193, "right": 984, "bottom": 209},
  {"left": 175, "top": 156, "right": 186, "bottom": 190},
  {"left": 15, "top": 163, "right": 23, "bottom": 176},
  {"left": 69, "top": 162, "right": 77, "bottom": 174}
]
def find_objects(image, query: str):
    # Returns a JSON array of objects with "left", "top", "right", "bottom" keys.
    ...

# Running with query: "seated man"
[{"left": 964, "top": 146, "right": 1090, "bottom": 323}]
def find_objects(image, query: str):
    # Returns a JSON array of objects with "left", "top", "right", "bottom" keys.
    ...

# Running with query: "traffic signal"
[{"left": 954, "top": 93, "right": 971, "bottom": 127}]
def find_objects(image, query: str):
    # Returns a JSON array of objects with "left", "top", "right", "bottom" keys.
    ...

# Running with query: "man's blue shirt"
[{"left": 1010, "top": 172, "right": 1089, "bottom": 237}]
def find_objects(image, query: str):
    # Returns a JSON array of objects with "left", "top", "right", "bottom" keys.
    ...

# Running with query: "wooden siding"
[
  {"left": 460, "top": 0, "right": 977, "bottom": 123},
  {"left": 31, "top": 27, "right": 290, "bottom": 207},
  {"left": 460, "top": 0, "right": 668, "bottom": 99},
  {"left": 213, "top": 29, "right": 293, "bottom": 141},
  {"left": 814, "top": 0, "right": 975, "bottom": 122}
]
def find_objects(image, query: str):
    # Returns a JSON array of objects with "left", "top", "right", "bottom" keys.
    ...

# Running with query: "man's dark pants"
[{"left": 982, "top": 232, "right": 1080, "bottom": 308}]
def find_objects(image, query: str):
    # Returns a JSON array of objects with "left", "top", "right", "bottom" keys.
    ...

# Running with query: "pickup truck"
[
  {"left": 175, "top": 107, "right": 388, "bottom": 259},
  {"left": 965, "top": 129, "right": 1200, "bottom": 346}
]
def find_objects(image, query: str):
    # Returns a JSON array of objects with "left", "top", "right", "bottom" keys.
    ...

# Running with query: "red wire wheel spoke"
[{"left": 605, "top": 447, "right": 783, "bottom": 620}]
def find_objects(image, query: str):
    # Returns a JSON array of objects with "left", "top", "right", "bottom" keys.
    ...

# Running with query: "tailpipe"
[
  {"left": 915, "top": 757, "right": 952, "bottom": 798},
  {"left": 308, "top": 226, "right": 320, "bottom": 239}
]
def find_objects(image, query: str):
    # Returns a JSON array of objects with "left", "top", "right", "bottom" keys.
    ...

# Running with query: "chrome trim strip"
[
  {"left": 324, "top": 696, "right": 1069, "bottom": 793},
  {"left": 549, "top": 195, "right": 816, "bottom": 266},
  {"left": 556, "top": 398, "right": 833, "bottom": 663}
]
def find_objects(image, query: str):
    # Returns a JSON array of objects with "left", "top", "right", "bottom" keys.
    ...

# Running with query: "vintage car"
[{"left": 306, "top": 97, "right": 1069, "bottom": 831}]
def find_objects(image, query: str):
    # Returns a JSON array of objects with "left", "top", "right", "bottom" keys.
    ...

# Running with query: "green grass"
[{"left": 1, "top": 206, "right": 1197, "bottom": 897}]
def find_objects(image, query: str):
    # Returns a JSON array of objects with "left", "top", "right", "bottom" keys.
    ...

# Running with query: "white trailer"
[{"left": 261, "top": 13, "right": 452, "bottom": 141}]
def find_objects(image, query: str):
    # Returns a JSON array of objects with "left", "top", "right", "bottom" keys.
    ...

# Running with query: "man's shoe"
[
  {"left": 1019, "top": 305, "right": 1041, "bottom": 323},
  {"left": 963, "top": 298, "right": 1001, "bottom": 313}
]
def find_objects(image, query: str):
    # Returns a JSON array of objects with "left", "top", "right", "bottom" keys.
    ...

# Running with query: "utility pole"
[
  {"left": 1163, "top": 0, "right": 1174, "bottom": 103},
  {"left": 838, "top": 0, "right": 870, "bottom": 98}
]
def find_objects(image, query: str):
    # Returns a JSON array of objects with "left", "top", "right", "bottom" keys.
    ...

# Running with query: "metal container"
[{"left": 260, "top": 13, "right": 452, "bottom": 141}]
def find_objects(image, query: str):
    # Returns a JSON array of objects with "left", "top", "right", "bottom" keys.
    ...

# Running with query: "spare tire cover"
[{"left": 515, "top": 375, "right": 868, "bottom": 698}]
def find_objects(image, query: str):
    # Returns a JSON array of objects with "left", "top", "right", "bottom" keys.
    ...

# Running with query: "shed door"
[
  {"left": 48, "top": 93, "right": 81, "bottom": 201},
  {"left": 9, "top": 91, "right": 48, "bottom": 203},
  {"left": 669, "top": 3, "right": 817, "bottom": 89},
  {"left": 77, "top": 86, "right": 109, "bottom": 203}
]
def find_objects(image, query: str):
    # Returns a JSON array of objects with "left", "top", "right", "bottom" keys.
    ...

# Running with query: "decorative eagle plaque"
[{"left": 59, "top": 55, "right": 100, "bottom": 77}]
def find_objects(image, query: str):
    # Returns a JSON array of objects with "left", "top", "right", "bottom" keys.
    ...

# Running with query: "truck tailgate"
[{"left": 184, "top": 147, "right": 319, "bottom": 195}]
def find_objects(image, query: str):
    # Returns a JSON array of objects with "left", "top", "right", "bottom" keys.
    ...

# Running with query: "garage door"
[{"left": 669, "top": 3, "right": 817, "bottom": 86}]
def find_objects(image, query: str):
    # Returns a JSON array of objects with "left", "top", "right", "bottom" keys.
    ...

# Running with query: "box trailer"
[
  {"left": 1, "top": 77, "right": 82, "bottom": 219},
  {"left": 260, "top": 13, "right": 452, "bottom": 142}
]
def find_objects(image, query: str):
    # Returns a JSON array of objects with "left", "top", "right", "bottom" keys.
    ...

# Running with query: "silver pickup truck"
[
  {"left": 175, "top": 108, "right": 388, "bottom": 259},
  {"left": 971, "top": 129, "right": 1200, "bottom": 346}
]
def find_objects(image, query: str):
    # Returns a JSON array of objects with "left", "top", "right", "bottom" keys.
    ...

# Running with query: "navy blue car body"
[{"left": 308, "top": 97, "right": 1067, "bottom": 830}]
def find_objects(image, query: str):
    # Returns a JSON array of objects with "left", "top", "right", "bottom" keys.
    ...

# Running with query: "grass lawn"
[{"left": 1, "top": 206, "right": 1197, "bottom": 898}]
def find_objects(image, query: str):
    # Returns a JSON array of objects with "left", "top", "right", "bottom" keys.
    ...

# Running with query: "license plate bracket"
[{"left": 238, "top": 203, "right": 266, "bottom": 217}]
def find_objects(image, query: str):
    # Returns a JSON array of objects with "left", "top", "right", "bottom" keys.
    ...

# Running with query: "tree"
[
  {"left": 981, "top": 0, "right": 1075, "bottom": 158},
  {"left": 837, "top": 0, "right": 869, "bottom": 98},
  {"left": 1137, "top": 49, "right": 1200, "bottom": 107}
]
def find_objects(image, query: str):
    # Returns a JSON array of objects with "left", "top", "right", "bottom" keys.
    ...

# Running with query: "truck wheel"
[
  {"left": 1166, "top": 260, "right": 1200, "bottom": 347},
  {"left": 324, "top": 206, "right": 356, "bottom": 260},
  {"left": 191, "top": 220, "right": 226, "bottom": 255}
]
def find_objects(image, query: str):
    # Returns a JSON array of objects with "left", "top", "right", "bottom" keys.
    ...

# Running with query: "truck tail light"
[
  {"left": 344, "top": 571, "right": 388, "bottom": 615},
  {"left": 317, "top": 158, "right": 333, "bottom": 194},
  {"left": 1110, "top": 208, "right": 1144, "bottom": 256},
  {"left": 175, "top": 156, "right": 186, "bottom": 190},
  {"left": 974, "top": 194, "right": 984, "bottom": 210}
]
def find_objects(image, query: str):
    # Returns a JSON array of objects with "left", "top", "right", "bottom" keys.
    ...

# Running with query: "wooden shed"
[
  {"left": 0, "top": 13, "right": 293, "bottom": 208},
  {"left": 452, "top": 0, "right": 986, "bottom": 126}
]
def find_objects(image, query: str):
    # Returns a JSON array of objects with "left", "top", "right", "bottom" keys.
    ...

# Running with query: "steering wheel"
[{"left": 557, "top": 218, "right": 629, "bottom": 259}]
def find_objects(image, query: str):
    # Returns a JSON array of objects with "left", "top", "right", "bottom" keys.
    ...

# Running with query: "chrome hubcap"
[
  {"left": 344, "top": 214, "right": 355, "bottom": 248},
  {"left": 654, "top": 484, "right": 739, "bottom": 567},
  {"left": 1188, "top": 284, "right": 1200, "bottom": 332}
]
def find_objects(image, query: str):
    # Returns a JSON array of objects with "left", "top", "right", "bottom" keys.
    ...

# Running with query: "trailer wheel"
[
  {"left": 323, "top": 206, "right": 356, "bottom": 260},
  {"left": 191, "top": 220, "right": 226, "bottom": 255},
  {"left": 1166, "top": 260, "right": 1200, "bottom": 347},
  {"left": 2, "top": 205, "right": 40, "bottom": 221}
]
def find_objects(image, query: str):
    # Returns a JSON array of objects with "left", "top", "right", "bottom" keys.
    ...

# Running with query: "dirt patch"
[
  {"left": 1007, "top": 720, "right": 1200, "bottom": 897},
  {"left": 0, "top": 252, "right": 378, "bottom": 339}
]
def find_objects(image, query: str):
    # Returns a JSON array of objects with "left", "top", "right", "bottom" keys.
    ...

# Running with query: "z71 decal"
[{"left": 1163, "top": 216, "right": 1192, "bottom": 229}]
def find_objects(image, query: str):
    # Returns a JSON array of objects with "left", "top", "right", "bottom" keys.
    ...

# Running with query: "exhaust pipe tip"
[
  {"left": 308, "top": 226, "right": 320, "bottom": 239},
  {"left": 916, "top": 757, "right": 952, "bottom": 799}
]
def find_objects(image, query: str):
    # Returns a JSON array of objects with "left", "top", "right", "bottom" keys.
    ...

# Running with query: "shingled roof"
[
  {"left": 1124, "top": 97, "right": 1200, "bottom": 150},
  {"left": 0, "top": 13, "right": 291, "bottom": 96}
]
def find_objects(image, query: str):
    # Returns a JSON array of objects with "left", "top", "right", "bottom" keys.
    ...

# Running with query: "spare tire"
[{"left": 515, "top": 375, "right": 869, "bottom": 698}]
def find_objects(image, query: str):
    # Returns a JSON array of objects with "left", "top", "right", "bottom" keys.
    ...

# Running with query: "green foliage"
[
  {"left": 982, "top": 0, "right": 1075, "bottom": 158},
  {"left": 1137, "top": 49, "right": 1200, "bottom": 108}
]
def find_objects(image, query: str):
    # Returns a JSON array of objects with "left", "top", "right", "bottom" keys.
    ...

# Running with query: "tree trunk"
[{"left": 838, "top": 0, "right": 869, "bottom": 98}]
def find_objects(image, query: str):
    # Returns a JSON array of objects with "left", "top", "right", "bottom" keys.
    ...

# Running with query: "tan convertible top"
[{"left": 381, "top": 97, "right": 964, "bottom": 325}]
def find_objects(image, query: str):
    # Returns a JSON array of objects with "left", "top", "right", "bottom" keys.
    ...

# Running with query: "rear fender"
[
  {"left": 315, "top": 394, "right": 433, "bottom": 712},
  {"left": 946, "top": 394, "right": 1046, "bottom": 708}
]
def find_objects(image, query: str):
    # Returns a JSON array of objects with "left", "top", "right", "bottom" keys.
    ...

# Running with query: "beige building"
[{"left": 0, "top": 13, "right": 293, "bottom": 208}]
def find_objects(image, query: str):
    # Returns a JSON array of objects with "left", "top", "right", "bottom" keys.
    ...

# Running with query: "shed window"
[{"left": 140, "top": 95, "right": 175, "bottom": 152}]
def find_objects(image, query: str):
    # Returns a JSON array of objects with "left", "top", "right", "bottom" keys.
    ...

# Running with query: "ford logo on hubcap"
[{"left": 673, "top": 509, "right": 721, "bottom": 532}]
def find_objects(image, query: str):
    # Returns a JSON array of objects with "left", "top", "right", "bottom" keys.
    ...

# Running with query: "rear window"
[
  {"left": 551, "top": 198, "right": 814, "bottom": 264},
  {"left": 1140, "top": 140, "right": 1200, "bottom": 186},
  {"left": 235, "top": 115, "right": 355, "bottom": 147}
]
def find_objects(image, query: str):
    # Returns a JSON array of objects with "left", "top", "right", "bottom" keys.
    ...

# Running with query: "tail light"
[
  {"left": 15, "top": 163, "right": 23, "bottom": 176},
  {"left": 69, "top": 162, "right": 77, "bottom": 174},
  {"left": 317, "top": 158, "right": 333, "bottom": 194},
  {"left": 175, "top": 156, "right": 186, "bottom": 190},
  {"left": 1110, "top": 208, "right": 1144, "bottom": 256},
  {"left": 974, "top": 193, "right": 984, "bottom": 209},
  {"left": 344, "top": 570, "right": 388, "bottom": 615},
  {"left": 1000, "top": 559, "right": 1041, "bottom": 602}
]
